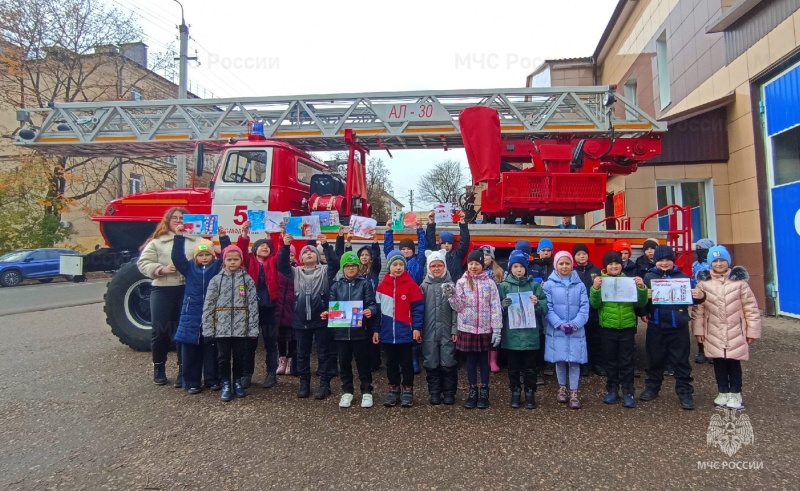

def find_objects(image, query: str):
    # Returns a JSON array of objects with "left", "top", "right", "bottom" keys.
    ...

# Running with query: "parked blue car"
[{"left": 0, "top": 248, "right": 80, "bottom": 287}]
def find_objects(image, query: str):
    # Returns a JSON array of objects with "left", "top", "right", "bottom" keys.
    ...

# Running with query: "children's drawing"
[
  {"left": 402, "top": 212, "right": 418, "bottom": 227},
  {"left": 433, "top": 203, "right": 460, "bottom": 224},
  {"left": 506, "top": 293, "right": 537, "bottom": 329},
  {"left": 600, "top": 277, "right": 639, "bottom": 303},
  {"left": 350, "top": 215, "right": 377, "bottom": 239},
  {"left": 182, "top": 214, "right": 218, "bottom": 235},
  {"left": 651, "top": 278, "right": 692, "bottom": 305},
  {"left": 328, "top": 301, "right": 364, "bottom": 328},
  {"left": 285, "top": 215, "right": 321, "bottom": 239},
  {"left": 312, "top": 211, "right": 340, "bottom": 232},
  {"left": 391, "top": 212, "right": 405, "bottom": 231}
]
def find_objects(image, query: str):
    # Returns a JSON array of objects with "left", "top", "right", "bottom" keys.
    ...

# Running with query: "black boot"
[
  {"left": 695, "top": 343, "right": 708, "bottom": 364},
  {"left": 384, "top": 385, "right": 401, "bottom": 406},
  {"left": 524, "top": 388, "right": 537, "bottom": 409},
  {"left": 220, "top": 381, "right": 232, "bottom": 402},
  {"left": 477, "top": 386, "right": 490, "bottom": 409},
  {"left": 297, "top": 376, "right": 311, "bottom": 398},
  {"left": 314, "top": 379, "right": 331, "bottom": 400},
  {"left": 173, "top": 365, "right": 183, "bottom": 388},
  {"left": 426, "top": 368, "right": 442, "bottom": 405},
  {"left": 510, "top": 387, "right": 521, "bottom": 408},
  {"left": 464, "top": 386, "right": 478, "bottom": 409},
  {"left": 153, "top": 362, "right": 167, "bottom": 385},
  {"left": 400, "top": 386, "right": 414, "bottom": 407},
  {"left": 441, "top": 366, "right": 458, "bottom": 405}
]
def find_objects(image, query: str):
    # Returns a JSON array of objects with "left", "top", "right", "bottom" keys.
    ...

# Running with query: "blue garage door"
[
  {"left": 771, "top": 185, "right": 800, "bottom": 315},
  {"left": 765, "top": 62, "right": 800, "bottom": 315}
]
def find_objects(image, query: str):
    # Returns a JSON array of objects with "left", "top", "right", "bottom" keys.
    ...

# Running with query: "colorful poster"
[
  {"left": 651, "top": 278, "right": 693, "bottom": 305},
  {"left": 312, "top": 211, "right": 340, "bottom": 232},
  {"left": 350, "top": 215, "right": 377, "bottom": 239},
  {"left": 328, "top": 301, "right": 364, "bottom": 328},
  {"left": 247, "top": 210, "right": 266, "bottom": 232},
  {"left": 402, "top": 212, "right": 417, "bottom": 227},
  {"left": 433, "top": 203, "right": 459, "bottom": 224},
  {"left": 285, "top": 215, "right": 321, "bottom": 239},
  {"left": 182, "top": 214, "right": 218, "bottom": 235},
  {"left": 248, "top": 210, "right": 289, "bottom": 233},
  {"left": 506, "top": 293, "right": 537, "bottom": 329},
  {"left": 391, "top": 212, "right": 406, "bottom": 231},
  {"left": 600, "top": 277, "right": 638, "bottom": 303}
]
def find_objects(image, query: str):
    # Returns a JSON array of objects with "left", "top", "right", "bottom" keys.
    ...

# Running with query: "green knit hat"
[{"left": 340, "top": 251, "right": 360, "bottom": 269}]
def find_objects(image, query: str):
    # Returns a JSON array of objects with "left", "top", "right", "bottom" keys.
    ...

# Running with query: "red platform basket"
[{"left": 500, "top": 172, "right": 607, "bottom": 215}]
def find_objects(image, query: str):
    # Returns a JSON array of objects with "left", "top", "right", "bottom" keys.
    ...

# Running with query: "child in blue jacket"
[{"left": 171, "top": 225, "right": 231, "bottom": 394}]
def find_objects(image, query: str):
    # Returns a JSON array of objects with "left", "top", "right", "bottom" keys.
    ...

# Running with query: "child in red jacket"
[{"left": 237, "top": 220, "right": 281, "bottom": 389}]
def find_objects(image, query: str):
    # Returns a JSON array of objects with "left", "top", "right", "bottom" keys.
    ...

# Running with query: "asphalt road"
[
  {"left": 0, "top": 304, "right": 798, "bottom": 489},
  {"left": 0, "top": 278, "right": 107, "bottom": 316}
]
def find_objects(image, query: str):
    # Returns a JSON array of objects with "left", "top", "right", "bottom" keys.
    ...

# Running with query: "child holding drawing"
[
  {"left": 322, "top": 252, "right": 378, "bottom": 409},
  {"left": 498, "top": 250, "right": 547, "bottom": 409},
  {"left": 640, "top": 245, "right": 705, "bottom": 410},
  {"left": 589, "top": 251, "right": 648, "bottom": 408},
  {"left": 447, "top": 249, "right": 503, "bottom": 410}
]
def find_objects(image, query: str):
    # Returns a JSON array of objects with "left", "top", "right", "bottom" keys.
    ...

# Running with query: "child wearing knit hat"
[
  {"left": 640, "top": 245, "right": 706, "bottom": 410},
  {"left": 589, "top": 251, "right": 648, "bottom": 408},
  {"left": 277, "top": 230, "right": 341, "bottom": 400},
  {"left": 383, "top": 218, "right": 428, "bottom": 285},
  {"left": 425, "top": 209, "right": 471, "bottom": 281},
  {"left": 530, "top": 238, "right": 555, "bottom": 283},
  {"left": 202, "top": 243, "right": 260, "bottom": 402},
  {"left": 498, "top": 250, "right": 547, "bottom": 409},
  {"left": 693, "top": 245, "right": 761, "bottom": 410},
  {"left": 448, "top": 248, "right": 503, "bottom": 409},
  {"left": 237, "top": 220, "right": 282, "bottom": 389},
  {"left": 171, "top": 225, "right": 231, "bottom": 394},
  {"left": 322, "top": 251, "right": 378, "bottom": 408},
  {"left": 543, "top": 251, "right": 590, "bottom": 409},
  {"left": 636, "top": 238, "right": 660, "bottom": 277},
  {"left": 375, "top": 250, "right": 425, "bottom": 407},
  {"left": 612, "top": 240, "right": 639, "bottom": 278},
  {"left": 573, "top": 244, "right": 603, "bottom": 378}
]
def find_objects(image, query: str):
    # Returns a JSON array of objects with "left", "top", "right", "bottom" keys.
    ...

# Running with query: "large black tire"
[{"left": 104, "top": 261, "right": 152, "bottom": 352}]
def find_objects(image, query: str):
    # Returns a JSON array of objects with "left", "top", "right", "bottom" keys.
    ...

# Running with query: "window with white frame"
[
  {"left": 656, "top": 31, "right": 671, "bottom": 110},
  {"left": 624, "top": 78, "right": 638, "bottom": 121},
  {"left": 656, "top": 179, "right": 716, "bottom": 244},
  {"left": 129, "top": 173, "right": 143, "bottom": 195}
]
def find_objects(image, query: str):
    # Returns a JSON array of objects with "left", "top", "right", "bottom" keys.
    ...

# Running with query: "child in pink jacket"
[
  {"left": 692, "top": 246, "right": 761, "bottom": 410},
  {"left": 446, "top": 249, "right": 502, "bottom": 410}
]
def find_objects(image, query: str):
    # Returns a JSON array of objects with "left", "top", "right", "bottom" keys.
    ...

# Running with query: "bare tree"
[
  {"left": 0, "top": 0, "right": 177, "bottom": 245},
  {"left": 417, "top": 159, "right": 469, "bottom": 205}
]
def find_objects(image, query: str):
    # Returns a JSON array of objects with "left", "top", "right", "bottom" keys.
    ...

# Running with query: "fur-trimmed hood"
[{"left": 696, "top": 265, "right": 749, "bottom": 283}]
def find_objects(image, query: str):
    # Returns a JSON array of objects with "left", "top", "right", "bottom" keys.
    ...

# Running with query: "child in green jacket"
[
  {"left": 589, "top": 251, "right": 648, "bottom": 408},
  {"left": 498, "top": 251, "right": 548, "bottom": 410}
]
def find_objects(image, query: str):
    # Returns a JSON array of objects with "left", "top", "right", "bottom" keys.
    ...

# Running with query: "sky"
[{"left": 105, "top": 0, "right": 619, "bottom": 209}]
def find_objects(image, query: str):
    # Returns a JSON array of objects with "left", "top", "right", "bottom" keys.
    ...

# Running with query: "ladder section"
[{"left": 15, "top": 86, "right": 666, "bottom": 157}]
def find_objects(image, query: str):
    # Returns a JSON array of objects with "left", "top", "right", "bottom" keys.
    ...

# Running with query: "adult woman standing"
[{"left": 137, "top": 207, "right": 199, "bottom": 386}]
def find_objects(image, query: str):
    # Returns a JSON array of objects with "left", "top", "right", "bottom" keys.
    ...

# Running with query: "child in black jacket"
[{"left": 639, "top": 246, "right": 705, "bottom": 410}]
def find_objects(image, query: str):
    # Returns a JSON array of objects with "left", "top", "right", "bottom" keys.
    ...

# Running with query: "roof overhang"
[
  {"left": 593, "top": 0, "right": 639, "bottom": 66},
  {"left": 706, "top": 0, "right": 765, "bottom": 33},
  {"left": 661, "top": 92, "right": 736, "bottom": 123}
]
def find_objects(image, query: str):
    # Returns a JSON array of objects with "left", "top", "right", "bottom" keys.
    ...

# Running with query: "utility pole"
[
  {"left": 408, "top": 190, "right": 414, "bottom": 211},
  {"left": 173, "top": 0, "right": 196, "bottom": 188}
]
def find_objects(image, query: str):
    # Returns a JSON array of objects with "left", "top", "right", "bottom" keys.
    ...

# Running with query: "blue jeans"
[{"left": 295, "top": 327, "right": 337, "bottom": 381}]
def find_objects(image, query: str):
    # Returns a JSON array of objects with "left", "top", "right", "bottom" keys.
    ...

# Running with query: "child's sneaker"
[
  {"left": 569, "top": 390, "right": 581, "bottom": 409},
  {"left": 339, "top": 393, "right": 354, "bottom": 408},
  {"left": 603, "top": 391, "right": 619, "bottom": 404},
  {"left": 622, "top": 394, "right": 636, "bottom": 408},
  {"left": 726, "top": 392, "right": 743, "bottom": 410},
  {"left": 524, "top": 388, "right": 537, "bottom": 409},
  {"left": 361, "top": 393, "right": 373, "bottom": 408},
  {"left": 714, "top": 392, "right": 730, "bottom": 407},
  {"left": 187, "top": 387, "right": 202, "bottom": 395},
  {"left": 557, "top": 386, "right": 569, "bottom": 403},
  {"left": 276, "top": 357, "right": 287, "bottom": 375},
  {"left": 400, "top": 386, "right": 414, "bottom": 407},
  {"left": 383, "top": 385, "right": 401, "bottom": 406},
  {"left": 234, "top": 382, "right": 246, "bottom": 398},
  {"left": 463, "top": 387, "right": 478, "bottom": 409},
  {"left": 221, "top": 382, "right": 232, "bottom": 402}
]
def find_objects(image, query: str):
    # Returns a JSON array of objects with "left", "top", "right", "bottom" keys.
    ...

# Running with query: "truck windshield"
[{"left": 221, "top": 150, "right": 270, "bottom": 183}]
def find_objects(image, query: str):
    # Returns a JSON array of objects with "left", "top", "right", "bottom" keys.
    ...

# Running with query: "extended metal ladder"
[{"left": 15, "top": 86, "right": 666, "bottom": 157}]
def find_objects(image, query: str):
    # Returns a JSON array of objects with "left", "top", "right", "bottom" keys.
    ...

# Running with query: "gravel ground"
[{"left": 0, "top": 304, "right": 798, "bottom": 490}]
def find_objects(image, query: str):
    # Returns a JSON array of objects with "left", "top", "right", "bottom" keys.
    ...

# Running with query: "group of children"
[{"left": 153, "top": 206, "right": 762, "bottom": 411}]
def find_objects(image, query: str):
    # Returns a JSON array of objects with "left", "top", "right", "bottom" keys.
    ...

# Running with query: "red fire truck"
[{"left": 15, "top": 86, "right": 684, "bottom": 351}]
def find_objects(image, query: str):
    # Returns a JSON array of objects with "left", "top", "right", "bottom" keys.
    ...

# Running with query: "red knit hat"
[{"left": 612, "top": 240, "right": 632, "bottom": 255}]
